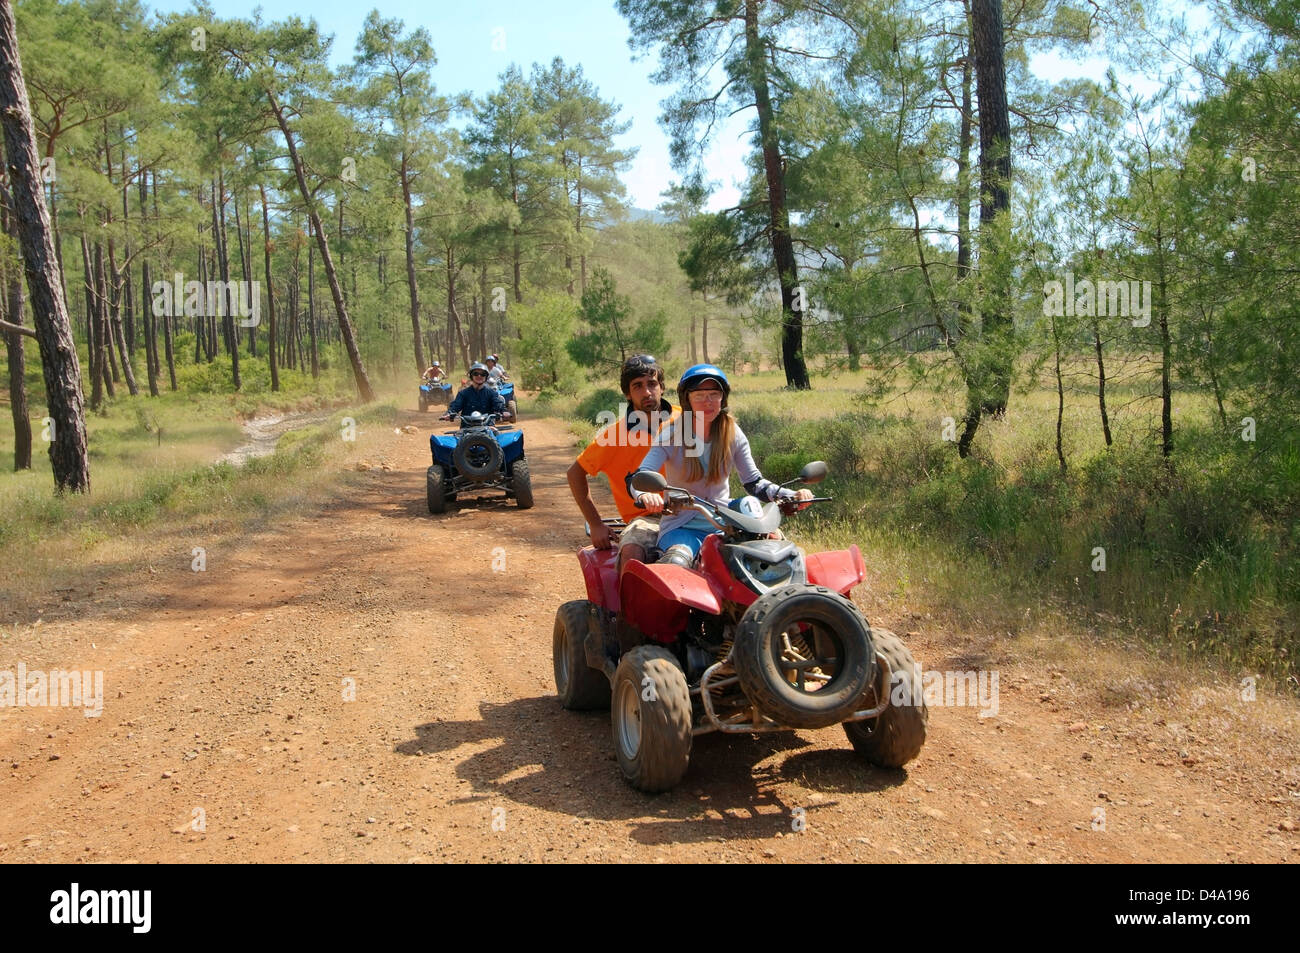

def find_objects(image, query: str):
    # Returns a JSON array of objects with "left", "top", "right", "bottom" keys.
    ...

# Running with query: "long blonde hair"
[{"left": 681, "top": 397, "right": 735, "bottom": 484}]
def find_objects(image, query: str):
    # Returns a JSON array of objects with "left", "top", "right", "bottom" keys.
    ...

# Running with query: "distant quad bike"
[
  {"left": 552, "top": 462, "right": 927, "bottom": 793},
  {"left": 488, "top": 378, "right": 518, "bottom": 420},
  {"left": 426, "top": 411, "right": 532, "bottom": 513},
  {"left": 418, "top": 377, "right": 452, "bottom": 412}
]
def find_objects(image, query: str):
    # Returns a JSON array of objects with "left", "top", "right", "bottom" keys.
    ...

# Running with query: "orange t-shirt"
[{"left": 576, "top": 405, "right": 680, "bottom": 522}]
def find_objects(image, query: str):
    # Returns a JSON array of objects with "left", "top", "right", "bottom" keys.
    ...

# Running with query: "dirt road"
[{"left": 2, "top": 410, "right": 1296, "bottom": 862}]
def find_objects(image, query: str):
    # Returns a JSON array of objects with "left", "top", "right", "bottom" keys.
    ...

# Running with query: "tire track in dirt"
[{"left": 1, "top": 409, "right": 1296, "bottom": 862}]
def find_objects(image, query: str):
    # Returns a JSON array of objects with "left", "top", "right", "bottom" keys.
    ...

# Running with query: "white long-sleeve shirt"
[{"left": 637, "top": 421, "right": 788, "bottom": 537}]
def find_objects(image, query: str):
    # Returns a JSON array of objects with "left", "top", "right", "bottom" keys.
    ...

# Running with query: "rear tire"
[
  {"left": 553, "top": 600, "right": 611, "bottom": 710},
  {"left": 733, "top": 585, "right": 875, "bottom": 729},
  {"left": 511, "top": 459, "right": 534, "bottom": 509},
  {"left": 426, "top": 464, "right": 446, "bottom": 514},
  {"left": 843, "top": 629, "right": 927, "bottom": 768},
  {"left": 611, "top": 646, "right": 692, "bottom": 793}
]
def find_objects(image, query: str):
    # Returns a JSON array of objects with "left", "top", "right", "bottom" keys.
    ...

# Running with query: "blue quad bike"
[
  {"left": 418, "top": 378, "right": 452, "bottom": 412},
  {"left": 488, "top": 378, "right": 518, "bottom": 419},
  {"left": 427, "top": 411, "right": 533, "bottom": 513}
]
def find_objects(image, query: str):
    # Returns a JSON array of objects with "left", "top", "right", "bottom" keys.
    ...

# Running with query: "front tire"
[
  {"left": 511, "top": 459, "right": 534, "bottom": 509},
  {"left": 426, "top": 464, "right": 446, "bottom": 514},
  {"left": 553, "top": 600, "right": 610, "bottom": 710},
  {"left": 611, "top": 646, "right": 692, "bottom": 793},
  {"left": 733, "top": 585, "right": 875, "bottom": 729},
  {"left": 843, "top": 629, "right": 927, "bottom": 768}
]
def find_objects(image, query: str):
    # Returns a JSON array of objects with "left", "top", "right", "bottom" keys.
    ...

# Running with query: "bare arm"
[{"left": 567, "top": 461, "right": 612, "bottom": 548}]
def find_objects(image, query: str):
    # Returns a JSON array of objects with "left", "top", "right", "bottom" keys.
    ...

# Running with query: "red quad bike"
[{"left": 553, "top": 462, "right": 928, "bottom": 793}]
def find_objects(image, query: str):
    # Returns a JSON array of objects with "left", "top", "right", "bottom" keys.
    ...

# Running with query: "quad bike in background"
[
  {"left": 426, "top": 411, "right": 532, "bottom": 513},
  {"left": 418, "top": 377, "right": 452, "bottom": 411},
  {"left": 487, "top": 377, "right": 519, "bottom": 421},
  {"left": 552, "top": 462, "right": 927, "bottom": 793}
]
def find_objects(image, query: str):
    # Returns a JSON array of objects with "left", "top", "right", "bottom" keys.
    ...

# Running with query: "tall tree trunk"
[
  {"left": 1092, "top": 322, "right": 1112, "bottom": 446},
  {"left": 744, "top": 0, "right": 808, "bottom": 389},
  {"left": 690, "top": 303, "right": 697, "bottom": 364},
  {"left": 48, "top": 175, "right": 68, "bottom": 307},
  {"left": 1156, "top": 227, "right": 1172, "bottom": 460},
  {"left": 106, "top": 239, "right": 138, "bottom": 395},
  {"left": 119, "top": 144, "right": 135, "bottom": 356},
  {"left": 578, "top": 173, "right": 588, "bottom": 293},
  {"left": 93, "top": 243, "right": 118, "bottom": 393},
  {"left": 268, "top": 89, "right": 371, "bottom": 399},
  {"left": 971, "top": 0, "right": 1013, "bottom": 420},
  {"left": 446, "top": 247, "right": 470, "bottom": 368},
  {"left": 305, "top": 218, "right": 319, "bottom": 379},
  {"left": 2, "top": 178, "right": 31, "bottom": 469},
  {"left": 259, "top": 183, "right": 280, "bottom": 391},
  {"left": 212, "top": 175, "right": 241, "bottom": 388},
  {"left": 955, "top": 8, "right": 973, "bottom": 338},
  {"left": 196, "top": 241, "right": 205, "bottom": 359},
  {"left": 1051, "top": 311, "right": 1066, "bottom": 475},
  {"left": 512, "top": 232, "right": 522, "bottom": 306},
  {"left": 79, "top": 232, "right": 102, "bottom": 407},
  {"left": 702, "top": 305, "right": 710, "bottom": 365},
  {"left": 233, "top": 185, "right": 256, "bottom": 357},
  {"left": 288, "top": 225, "right": 300, "bottom": 371},
  {"left": 401, "top": 153, "right": 426, "bottom": 373},
  {"left": 141, "top": 259, "right": 158, "bottom": 396},
  {"left": 0, "top": 0, "right": 90, "bottom": 490},
  {"left": 1204, "top": 326, "right": 1227, "bottom": 431},
  {"left": 3, "top": 274, "right": 30, "bottom": 470}
]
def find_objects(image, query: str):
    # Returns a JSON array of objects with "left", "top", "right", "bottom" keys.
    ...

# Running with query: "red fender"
[
  {"left": 578, "top": 546, "right": 620, "bottom": 612},
  {"left": 805, "top": 544, "right": 866, "bottom": 596},
  {"left": 619, "top": 559, "right": 722, "bottom": 643},
  {"left": 697, "top": 534, "right": 760, "bottom": 608}
]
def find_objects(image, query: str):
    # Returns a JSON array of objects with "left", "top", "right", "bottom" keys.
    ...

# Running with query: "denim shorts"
[{"left": 657, "top": 525, "right": 714, "bottom": 557}]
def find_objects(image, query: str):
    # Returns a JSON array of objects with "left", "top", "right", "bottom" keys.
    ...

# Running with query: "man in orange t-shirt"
[{"left": 567, "top": 355, "right": 678, "bottom": 572}]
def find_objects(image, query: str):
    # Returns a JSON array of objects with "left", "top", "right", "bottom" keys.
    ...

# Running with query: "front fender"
[
  {"left": 430, "top": 433, "right": 457, "bottom": 468},
  {"left": 497, "top": 428, "right": 525, "bottom": 465},
  {"left": 619, "top": 559, "right": 722, "bottom": 643},
  {"left": 805, "top": 544, "right": 866, "bottom": 596}
]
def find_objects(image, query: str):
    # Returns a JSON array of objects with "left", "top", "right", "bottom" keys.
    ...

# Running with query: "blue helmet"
[{"left": 677, "top": 363, "right": 730, "bottom": 400}]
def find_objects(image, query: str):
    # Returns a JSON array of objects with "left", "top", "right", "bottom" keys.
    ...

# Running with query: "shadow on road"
[{"left": 394, "top": 695, "right": 911, "bottom": 846}]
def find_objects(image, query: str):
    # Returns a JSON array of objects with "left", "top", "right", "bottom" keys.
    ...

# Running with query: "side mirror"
[
  {"left": 631, "top": 470, "right": 667, "bottom": 494},
  {"left": 799, "top": 461, "right": 828, "bottom": 485}
]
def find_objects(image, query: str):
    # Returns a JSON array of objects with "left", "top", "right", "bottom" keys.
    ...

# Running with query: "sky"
[
  {"left": 148, "top": 0, "right": 1212, "bottom": 212},
  {"left": 149, "top": 0, "right": 755, "bottom": 211}
]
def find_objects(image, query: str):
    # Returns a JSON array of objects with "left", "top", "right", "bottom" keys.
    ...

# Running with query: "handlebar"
[
  {"left": 440, "top": 411, "right": 513, "bottom": 423},
  {"left": 632, "top": 486, "right": 829, "bottom": 535}
]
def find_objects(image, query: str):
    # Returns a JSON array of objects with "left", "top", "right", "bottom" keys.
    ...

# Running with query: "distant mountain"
[{"left": 625, "top": 206, "right": 672, "bottom": 225}]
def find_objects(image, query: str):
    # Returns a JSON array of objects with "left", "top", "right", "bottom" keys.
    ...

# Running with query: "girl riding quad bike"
[{"left": 552, "top": 366, "right": 927, "bottom": 792}]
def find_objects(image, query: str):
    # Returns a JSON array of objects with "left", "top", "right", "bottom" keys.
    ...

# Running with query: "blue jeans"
[{"left": 657, "top": 525, "right": 714, "bottom": 558}]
